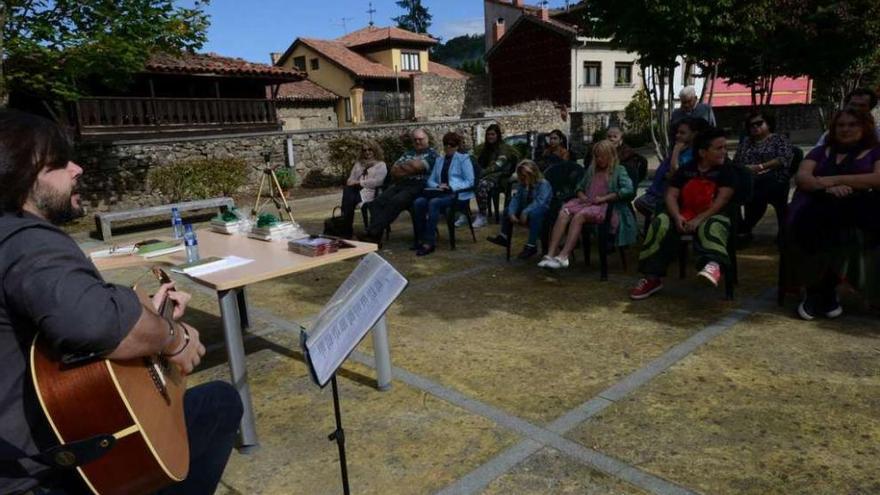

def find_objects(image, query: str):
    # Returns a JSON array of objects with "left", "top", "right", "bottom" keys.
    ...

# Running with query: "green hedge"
[{"left": 148, "top": 157, "right": 248, "bottom": 202}]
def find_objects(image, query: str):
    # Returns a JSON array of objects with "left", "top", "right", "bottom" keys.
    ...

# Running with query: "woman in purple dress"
[{"left": 787, "top": 109, "right": 880, "bottom": 320}]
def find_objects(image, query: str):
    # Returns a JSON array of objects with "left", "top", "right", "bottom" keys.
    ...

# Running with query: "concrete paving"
[{"left": 88, "top": 189, "right": 879, "bottom": 495}]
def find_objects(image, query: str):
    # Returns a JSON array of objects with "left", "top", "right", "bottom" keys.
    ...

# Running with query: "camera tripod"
[{"left": 251, "top": 152, "right": 294, "bottom": 223}]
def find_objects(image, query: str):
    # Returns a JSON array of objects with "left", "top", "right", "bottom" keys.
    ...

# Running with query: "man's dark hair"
[
  {"left": 743, "top": 111, "right": 776, "bottom": 133},
  {"left": 677, "top": 116, "right": 709, "bottom": 135},
  {"left": 0, "top": 110, "right": 73, "bottom": 212},
  {"left": 693, "top": 126, "right": 727, "bottom": 153},
  {"left": 442, "top": 131, "right": 462, "bottom": 148},
  {"left": 845, "top": 88, "right": 878, "bottom": 110}
]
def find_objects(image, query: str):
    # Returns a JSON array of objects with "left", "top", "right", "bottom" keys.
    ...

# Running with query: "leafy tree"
[
  {"left": 459, "top": 59, "right": 485, "bottom": 75},
  {"left": 1, "top": 0, "right": 211, "bottom": 116},
  {"left": 431, "top": 33, "right": 484, "bottom": 67},
  {"left": 393, "top": 0, "right": 431, "bottom": 34}
]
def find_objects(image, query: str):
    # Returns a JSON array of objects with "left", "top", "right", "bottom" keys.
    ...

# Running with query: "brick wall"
[{"left": 277, "top": 102, "right": 338, "bottom": 130}]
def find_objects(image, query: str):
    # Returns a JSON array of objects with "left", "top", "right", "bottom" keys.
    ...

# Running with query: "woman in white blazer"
[{"left": 340, "top": 139, "right": 387, "bottom": 238}]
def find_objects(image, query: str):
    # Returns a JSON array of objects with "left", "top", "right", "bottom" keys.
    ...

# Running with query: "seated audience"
[
  {"left": 540, "top": 129, "right": 571, "bottom": 167},
  {"left": 732, "top": 111, "right": 793, "bottom": 243},
  {"left": 787, "top": 109, "right": 880, "bottom": 320},
  {"left": 486, "top": 160, "right": 552, "bottom": 259},
  {"left": 538, "top": 140, "right": 637, "bottom": 269},
  {"left": 359, "top": 128, "right": 439, "bottom": 244},
  {"left": 339, "top": 139, "right": 387, "bottom": 238},
  {"left": 634, "top": 117, "right": 707, "bottom": 219},
  {"left": 465, "top": 124, "right": 520, "bottom": 228},
  {"left": 816, "top": 88, "right": 880, "bottom": 145},
  {"left": 411, "top": 132, "right": 475, "bottom": 256},
  {"left": 630, "top": 127, "right": 736, "bottom": 299}
]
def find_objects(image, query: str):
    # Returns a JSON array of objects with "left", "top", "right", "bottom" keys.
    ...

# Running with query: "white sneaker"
[
  {"left": 537, "top": 255, "right": 554, "bottom": 268},
  {"left": 554, "top": 256, "right": 570, "bottom": 268},
  {"left": 472, "top": 214, "right": 488, "bottom": 228},
  {"left": 454, "top": 214, "right": 468, "bottom": 228}
]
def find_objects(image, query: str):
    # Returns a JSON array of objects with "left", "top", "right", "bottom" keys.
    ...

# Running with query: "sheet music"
[{"left": 304, "top": 253, "right": 407, "bottom": 386}]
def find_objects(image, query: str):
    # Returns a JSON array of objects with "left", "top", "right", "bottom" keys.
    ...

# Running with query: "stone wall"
[
  {"left": 277, "top": 102, "right": 338, "bottom": 130},
  {"left": 412, "top": 73, "right": 490, "bottom": 121},
  {"left": 75, "top": 100, "right": 572, "bottom": 211}
]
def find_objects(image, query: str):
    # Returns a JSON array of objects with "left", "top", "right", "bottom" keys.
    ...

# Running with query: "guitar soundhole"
[{"left": 144, "top": 357, "right": 170, "bottom": 402}]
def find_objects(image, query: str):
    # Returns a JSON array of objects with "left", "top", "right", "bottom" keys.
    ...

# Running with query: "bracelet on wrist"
[{"left": 163, "top": 322, "right": 191, "bottom": 357}]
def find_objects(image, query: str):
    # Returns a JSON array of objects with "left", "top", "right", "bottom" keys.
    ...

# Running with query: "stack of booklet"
[
  {"left": 89, "top": 240, "right": 184, "bottom": 260},
  {"left": 288, "top": 236, "right": 338, "bottom": 257},
  {"left": 210, "top": 218, "right": 241, "bottom": 235},
  {"left": 247, "top": 221, "right": 295, "bottom": 241}
]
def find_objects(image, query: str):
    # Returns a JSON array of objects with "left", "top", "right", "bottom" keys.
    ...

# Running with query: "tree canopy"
[
  {"left": 393, "top": 0, "right": 431, "bottom": 34},
  {"left": 1, "top": 0, "right": 211, "bottom": 110}
]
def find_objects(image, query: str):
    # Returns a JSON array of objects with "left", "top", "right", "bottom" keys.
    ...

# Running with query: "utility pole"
[{"left": 367, "top": 2, "right": 376, "bottom": 27}]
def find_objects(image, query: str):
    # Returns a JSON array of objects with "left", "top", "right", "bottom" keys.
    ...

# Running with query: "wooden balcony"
[{"left": 75, "top": 97, "right": 280, "bottom": 139}]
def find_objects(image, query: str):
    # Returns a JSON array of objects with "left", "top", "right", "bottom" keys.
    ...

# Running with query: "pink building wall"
[{"left": 708, "top": 77, "right": 813, "bottom": 107}]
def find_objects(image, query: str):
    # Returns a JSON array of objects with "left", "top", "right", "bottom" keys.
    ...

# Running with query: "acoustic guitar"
[{"left": 29, "top": 267, "right": 189, "bottom": 495}]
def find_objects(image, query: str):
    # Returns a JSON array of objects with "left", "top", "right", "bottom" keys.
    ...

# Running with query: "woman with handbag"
[{"left": 336, "top": 140, "right": 387, "bottom": 238}]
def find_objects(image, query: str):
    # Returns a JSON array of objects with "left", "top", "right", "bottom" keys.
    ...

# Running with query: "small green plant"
[
  {"left": 256, "top": 213, "right": 280, "bottom": 228},
  {"left": 274, "top": 167, "right": 296, "bottom": 190},
  {"left": 149, "top": 157, "right": 248, "bottom": 202}
]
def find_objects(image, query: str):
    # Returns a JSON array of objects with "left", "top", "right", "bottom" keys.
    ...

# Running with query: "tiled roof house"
[{"left": 275, "top": 25, "right": 468, "bottom": 126}]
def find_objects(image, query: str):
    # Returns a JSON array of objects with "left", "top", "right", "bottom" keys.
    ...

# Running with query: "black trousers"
[
  {"left": 366, "top": 180, "right": 425, "bottom": 237},
  {"left": 340, "top": 185, "right": 362, "bottom": 237},
  {"left": 741, "top": 175, "right": 790, "bottom": 236}
]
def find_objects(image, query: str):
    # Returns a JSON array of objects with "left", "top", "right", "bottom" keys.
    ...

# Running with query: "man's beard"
[{"left": 32, "top": 182, "right": 85, "bottom": 225}]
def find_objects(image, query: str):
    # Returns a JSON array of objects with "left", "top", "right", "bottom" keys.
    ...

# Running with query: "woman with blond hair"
[
  {"left": 339, "top": 139, "right": 387, "bottom": 238},
  {"left": 540, "top": 139, "right": 637, "bottom": 269},
  {"left": 487, "top": 160, "right": 552, "bottom": 259}
]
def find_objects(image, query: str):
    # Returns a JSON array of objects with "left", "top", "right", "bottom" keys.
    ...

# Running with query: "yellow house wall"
[
  {"left": 281, "top": 45, "right": 363, "bottom": 126},
  {"left": 365, "top": 47, "right": 429, "bottom": 73}
]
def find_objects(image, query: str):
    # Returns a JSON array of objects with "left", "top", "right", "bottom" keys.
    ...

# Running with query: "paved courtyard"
[{"left": 80, "top": 191, "right": 880, "bottom": 495}]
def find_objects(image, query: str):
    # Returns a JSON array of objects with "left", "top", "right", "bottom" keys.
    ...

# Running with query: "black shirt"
[
  {"left": 0, "top": 212, "right": 141, "bottom": 494},
  {"left": 440, "top": 155, "right": 453, "bottom": 185}
]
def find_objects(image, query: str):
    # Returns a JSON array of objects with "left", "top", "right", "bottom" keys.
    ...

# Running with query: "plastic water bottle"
[
  {"left": 183, "top": 224, "right": 200, "bottom": 263},
  {"left": 171, "top": 207, "right": 185, "bottom": 239}
]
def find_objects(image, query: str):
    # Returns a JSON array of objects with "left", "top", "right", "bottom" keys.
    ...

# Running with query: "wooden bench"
[{"left": 95, "top": 197, "right": 235, "bottom": 241}]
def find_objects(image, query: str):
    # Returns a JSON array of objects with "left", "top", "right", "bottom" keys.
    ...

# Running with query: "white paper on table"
[
  {"left": 171, "top": 256, "right": 254, "bottom": 277},
  {"left": 89, "top": 245, "right": 137, "bottom": 259},
  {"left": 302, "top": 253, "right": 408, "bottom": 387}
]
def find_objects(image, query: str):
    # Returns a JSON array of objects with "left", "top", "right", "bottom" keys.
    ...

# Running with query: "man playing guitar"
[{"left": 0, "top": 110, "right": 243, "bottom": 495}]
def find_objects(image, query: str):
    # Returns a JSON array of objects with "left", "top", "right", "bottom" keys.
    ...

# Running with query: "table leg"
[
  {"left": 218, "top": 288, "right": 260, "bottom": 453},
  {"left": 236, "top": 287, "right": 250, "bottom": 330},
  {"left": 371, "top": 315, "right": 392, "bottom": 391}
]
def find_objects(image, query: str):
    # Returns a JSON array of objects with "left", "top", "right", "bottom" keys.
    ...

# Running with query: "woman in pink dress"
[{"left": 539, "top": 140, "right": 636, "bottom": 269}]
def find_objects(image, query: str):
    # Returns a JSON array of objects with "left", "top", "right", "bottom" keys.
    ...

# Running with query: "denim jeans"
[
  {"left": 501, "top": 205, "right": 548, "bottom": 246},
  {"left": 25, "top": 381, "right": 243, "bottom": 495},
  {"left": 412, "top": 195, "right": 470, "bottom": 247}
]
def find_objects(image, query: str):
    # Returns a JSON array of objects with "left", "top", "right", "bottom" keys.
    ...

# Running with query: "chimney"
[
  {"left": 270, "top": 52, "right": 282, "bottom": 65},
  {"left": 540, "top": 7, "right": 549, "bottom": 20},
  {"left": 493, "top": 18, "right": 506, "bottom": 43}
]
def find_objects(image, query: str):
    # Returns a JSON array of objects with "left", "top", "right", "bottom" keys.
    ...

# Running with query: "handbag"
[{"left": 323, "top": 206, "right": 352, "bottom": 238}]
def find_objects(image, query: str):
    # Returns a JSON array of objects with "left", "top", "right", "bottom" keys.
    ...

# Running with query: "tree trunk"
[
  {"left": 0, "top": 2, "right": 7, "bottom": 108},
  {"left": 642, "top": 66, "right": 663, "bottom": 162}
]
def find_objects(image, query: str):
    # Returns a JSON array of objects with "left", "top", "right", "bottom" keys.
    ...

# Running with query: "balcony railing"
[{"left": 75, "top": 97, "right": 279, "bottom": 137}]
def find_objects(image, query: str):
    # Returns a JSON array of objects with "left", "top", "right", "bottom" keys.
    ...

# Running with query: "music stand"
[{"left": 251, "top": 151, "right": 295, "bottom": 223}]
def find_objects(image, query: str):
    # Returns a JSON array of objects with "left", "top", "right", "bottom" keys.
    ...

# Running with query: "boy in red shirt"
[{"left": 631, "top": 127, "right": 737, "bottom": 299}]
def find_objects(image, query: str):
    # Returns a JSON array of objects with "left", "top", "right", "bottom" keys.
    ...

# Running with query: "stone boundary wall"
[
  {"left": 75, "top": 100, "right": 575, "bottom": 211},
  {"left": 412, "top": 73, "right": 490, "bottom": 121}
]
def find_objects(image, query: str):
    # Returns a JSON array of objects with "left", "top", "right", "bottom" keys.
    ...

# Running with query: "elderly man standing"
[
  {"left": 359, "top": 128, "right": 439, "bottom": 245},
  {"left": 670, "top": 86, "right": 716, "bottom": 141}
]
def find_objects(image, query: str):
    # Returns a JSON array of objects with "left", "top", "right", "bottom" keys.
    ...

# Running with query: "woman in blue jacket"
[
  {"left": 487, "top": 160, "right": 552, "bottom": 259},
  {"left": 412, "top": 132, "right": 475, "bottom": 256}
]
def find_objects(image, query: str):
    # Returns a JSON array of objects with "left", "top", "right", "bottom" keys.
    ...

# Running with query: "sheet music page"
[{"left": 305, "top": 253, "right": 407, "bottom": 386}]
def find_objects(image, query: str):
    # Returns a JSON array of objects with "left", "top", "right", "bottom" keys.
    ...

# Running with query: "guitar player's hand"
[
  {"left": 165, "top": 322, "right": 206, "bottom": 375},
  {"left": 152, "top": 283, "right": 191, "bottom": 320}
]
